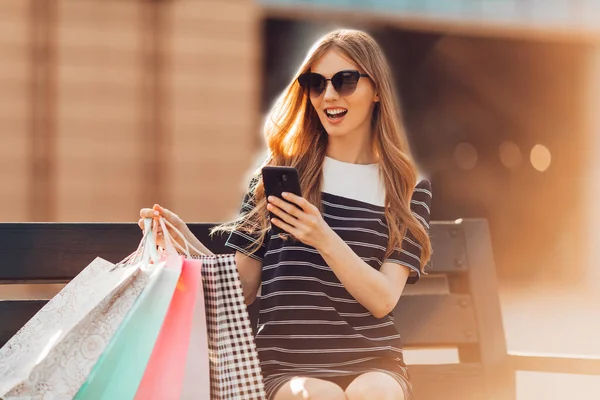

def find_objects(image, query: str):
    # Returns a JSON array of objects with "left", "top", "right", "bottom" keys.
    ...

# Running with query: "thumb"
[
  {"left": 154, "top": 204, "right": 175, "bottom": 222},
  {"left": 153, "top": 204, "right": 166, "bottom": 216}
]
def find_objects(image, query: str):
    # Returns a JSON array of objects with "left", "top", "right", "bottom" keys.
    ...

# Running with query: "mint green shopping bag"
[{"left": 74, "top": 218, "right": 184, "bottom": 400}]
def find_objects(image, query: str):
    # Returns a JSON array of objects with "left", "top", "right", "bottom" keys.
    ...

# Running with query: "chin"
[
  {"left": 324, "top": 127, "right": 350, "bottom": 137},
  {"left": 320, "top": 115, "right": 362, "bottom": 138},
  {"left": 322, "top": 121, "right": 352, "bottom": 137}
]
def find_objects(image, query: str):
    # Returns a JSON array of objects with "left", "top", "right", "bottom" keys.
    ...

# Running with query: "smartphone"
[{"left": 261, "top": 166, "right": 303, "bottom": 235}]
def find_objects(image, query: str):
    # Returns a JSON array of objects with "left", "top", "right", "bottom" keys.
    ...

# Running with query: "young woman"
[{"left": 140, "top": 29, "right": 432, "bottom": 400}]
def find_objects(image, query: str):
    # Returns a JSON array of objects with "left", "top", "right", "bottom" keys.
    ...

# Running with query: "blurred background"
[{"left": 0, "top": 0, "right": 599, "bottom": 398}]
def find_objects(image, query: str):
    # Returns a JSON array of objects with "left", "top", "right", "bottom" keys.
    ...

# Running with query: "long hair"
[{"left": 211, "top": 29, "right": 432, "bottom": 270}]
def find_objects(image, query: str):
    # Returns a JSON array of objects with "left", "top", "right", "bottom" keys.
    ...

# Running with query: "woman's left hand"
[{"left": 267, "top": 192, "right": 334, "bottom": 250}]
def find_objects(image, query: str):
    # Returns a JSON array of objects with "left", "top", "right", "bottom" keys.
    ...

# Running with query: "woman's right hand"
[{"left": 139, "top": 204, "right": 189, "bottom": 253}]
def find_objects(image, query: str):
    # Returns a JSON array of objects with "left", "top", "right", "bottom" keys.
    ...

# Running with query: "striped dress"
[{"left": 225, "top": 156, "right": 432, "bottom": 399}]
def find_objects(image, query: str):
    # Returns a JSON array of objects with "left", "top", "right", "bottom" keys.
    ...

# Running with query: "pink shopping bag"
[
  {"left": 134, "top": 257, "right": 204, "bottom": 400},
  {"left": 180, "top": 258, "right": 211, "bottom": 400}
]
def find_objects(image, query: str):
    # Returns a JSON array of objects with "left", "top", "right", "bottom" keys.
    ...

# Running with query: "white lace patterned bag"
[{"left": 0, "top": 219, "right": 161, "bottom": 399}]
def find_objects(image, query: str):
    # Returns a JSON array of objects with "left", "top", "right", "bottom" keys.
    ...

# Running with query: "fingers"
[
  {"left": 140, "top": 208, "right": 155, "bottom": 219},
  {"left": 271, "top": 217, "right": 299, "bottom": 237},
  {"left": 267, "top": 202, "right": 298, "bottom": 226},
  {"left": 140, "top": 205, "right": 171, "bottom": 225},
  {"left": 267, "top": 196, "right": 301, "bottom": 219},
  {"left": 281, "top": 192, "right": 307, "bottom": 208},
  {"left": 153, "top": 204, "right": 172, "bottom": 218},
  {"left": 139, "top": 207, "right": 163, "bottom": 234},
  {"left": 141, "top": 204, "right": 169, "bottom": 218},
  {"left": 140, "top": 204, "right": 185, "bottom": 239},
  {"left": 138, "top": 218, "right": 164, "bottom": 237},
  {"left": 153, "top": 204, "right": 182, "bottom": 226}
]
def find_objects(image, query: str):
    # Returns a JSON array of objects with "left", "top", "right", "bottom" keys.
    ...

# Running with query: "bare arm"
[
  {"left": 234, "top": 251, "right": 263, "bottom": 305},
  {"left": 267, "top": 191, "right": 421, "bottom": 319},
  {"left": 318, "top": 233, "right": 410, "bottom": 318}
]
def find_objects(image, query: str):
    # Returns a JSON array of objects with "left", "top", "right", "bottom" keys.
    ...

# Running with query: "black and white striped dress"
[{"left": 226, "top": 156, "right": 432, "bottom": 399}]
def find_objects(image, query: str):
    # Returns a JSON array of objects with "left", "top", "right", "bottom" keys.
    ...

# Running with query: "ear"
[{"left": 373, "top": 92, "right": 380, "bottom": 102}]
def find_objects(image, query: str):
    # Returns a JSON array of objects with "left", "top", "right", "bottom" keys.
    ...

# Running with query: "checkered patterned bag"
[{"left": 198, "top": 254, "right": 265, "bottom": 400}]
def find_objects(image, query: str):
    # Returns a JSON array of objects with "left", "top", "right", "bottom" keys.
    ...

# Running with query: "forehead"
[{"left": 310, "top": 49, "right": 361, "bottom": 77}]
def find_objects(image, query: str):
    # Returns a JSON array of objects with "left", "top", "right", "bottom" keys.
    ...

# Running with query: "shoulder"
[
  {"left": 413, "top": 179, "right": 432, "bottom": 198},
  {"left": 410, "top": 179, "right": 432, "bottom": 224}
]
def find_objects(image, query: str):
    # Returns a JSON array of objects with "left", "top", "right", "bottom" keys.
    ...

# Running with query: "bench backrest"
[{"left": 0, "top": 219, "right": 513, "bottom": 400}]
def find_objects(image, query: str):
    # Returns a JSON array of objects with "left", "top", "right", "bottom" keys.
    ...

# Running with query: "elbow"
[
  {"left": 370, "top": 301, "right": 395, "bottom": 319},
  {"left": 244, "top": 292, "right": 257, "bottom": 306},
  {"left": 244, "top": 284, "right": 261, "bottom": 306},
  {"left": 370, "top": 292, "right": 398, "bottom": 319},
  {"left": 371, "top": 306, "right": 393, "bottom": 319}
]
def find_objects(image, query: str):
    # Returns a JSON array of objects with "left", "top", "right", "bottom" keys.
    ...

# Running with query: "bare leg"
[
  {"left": 345, "top": 371, "right": 406, "bottom": 400},
  {"left": 273, "top": 376, "right": 346, "bottom": 400}
]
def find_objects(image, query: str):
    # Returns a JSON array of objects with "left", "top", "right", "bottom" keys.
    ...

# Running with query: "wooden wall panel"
[
  {"left": 55, "top": 0, "right": 144, "bottom": 222},
  {"left": 0, "top": 0, "right": 263, "bottom": 223},
  {"left": 168, "top": 0, "right": 262, "bottom": 222},
  {"left": 0, "top": 1, "right": 30, "bottom": 221}
]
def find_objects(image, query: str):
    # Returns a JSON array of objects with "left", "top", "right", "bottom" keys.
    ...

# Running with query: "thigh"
[
  {"left": 345, "top": 371, "right": 408, "bottom": 400},
  {"left": 271, "top": 376, "right": 346, "bottom": 400}
]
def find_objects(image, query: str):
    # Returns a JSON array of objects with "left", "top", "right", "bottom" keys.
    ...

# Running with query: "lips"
[
  {"left": 325, "top": 107, "right": 348, "bottom": 118},
  {"left": 324, "top": 107, "right": 348, "bottom": 125}
]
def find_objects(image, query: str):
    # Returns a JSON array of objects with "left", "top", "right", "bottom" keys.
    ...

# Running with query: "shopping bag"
[
  {"left": 73, "top": 253, "right": 182, "bottom": 400},
  {"left": 134, "top": 257, "right": 204, "bottom": 400},
  {"left": 75, "top": 217, "right": 186, "bottom": 400},
  {"left": 180, "top": 258, "right": 211, "bottom": 400},
  {"left": 0, "top": 219, "right": 159, "bottom": 399},
  {"left": 201, "top": 254, "right": 266, "bottom": 400}
]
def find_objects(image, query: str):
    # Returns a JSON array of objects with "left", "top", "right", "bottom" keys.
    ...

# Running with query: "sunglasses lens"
[
  {"left": 332, "top": 71, "right": 360, "bottom": 96},
  {"left": 309, "top": 74, "right": 326, "bottom": 96},
  {"left": 298, "top": 73, "right": 326, "bottom": 97},
  {"left": 298, "top": 71, "right": 364, "bottom": 97}
]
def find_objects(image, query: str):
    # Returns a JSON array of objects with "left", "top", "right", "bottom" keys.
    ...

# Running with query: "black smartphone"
[{"left": 261, "top": 166, "right": 303, "bottom": 235}]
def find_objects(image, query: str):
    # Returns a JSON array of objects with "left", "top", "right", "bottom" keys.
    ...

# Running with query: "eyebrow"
[{"left": 311, "top": 69, "right": 360, "bottom": 77}]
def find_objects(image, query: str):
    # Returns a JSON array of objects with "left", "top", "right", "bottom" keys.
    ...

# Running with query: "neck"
[{"left": 326, "top": 130, "right": 378, "bottom": 165}]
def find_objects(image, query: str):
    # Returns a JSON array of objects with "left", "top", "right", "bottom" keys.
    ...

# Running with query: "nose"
[{"left": 322, "top": 80, "right": 339, "bottom": 101}]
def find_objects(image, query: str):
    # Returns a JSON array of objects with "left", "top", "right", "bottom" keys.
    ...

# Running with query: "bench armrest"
[{"left": 508, "top": 351, "right": 600, "bottom": 375}]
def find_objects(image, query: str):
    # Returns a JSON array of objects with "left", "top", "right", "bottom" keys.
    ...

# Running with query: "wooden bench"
[{"left": 1, "top": 219, "right": 598, "bottom": 399}]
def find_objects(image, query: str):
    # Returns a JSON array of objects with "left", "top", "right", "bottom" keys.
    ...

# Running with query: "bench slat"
[
  {"left": 0, "top": 300, "right": 487, "bottom": 400},
  {"left": 1, "top": 294, "right": 478, "bottom": 349},
  {"left": 508, "top": 353, "right": 600, "bottom": 375},
  {"left": 0, "top": 222, "right": 467, "bottom": 282},
  {"left": 0, "top": 223, "right": 142, "bottom": 282},
  {"left": 0, "top": 300, "right": 45, "bottom": 348},
  {"left": 0, "top": 223, "right": 226, "bottom": 282}
]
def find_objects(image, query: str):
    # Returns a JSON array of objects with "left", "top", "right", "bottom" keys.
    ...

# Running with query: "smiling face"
[{"left": 307, "top": 49, "right": 379, "bottom": 139}]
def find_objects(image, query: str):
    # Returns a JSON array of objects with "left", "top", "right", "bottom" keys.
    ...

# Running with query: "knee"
[
  {"left": 274, "top": 377, "right": 346, "bottom": 400},
  {"left": 346, "top": 383, "right": 393, "bottom": 400},
  {"left": 345, "top": 373, "right": 404, "bottom": 400},
  {"left": 306, "top": 382, "right": 346, "bottom": 400}
]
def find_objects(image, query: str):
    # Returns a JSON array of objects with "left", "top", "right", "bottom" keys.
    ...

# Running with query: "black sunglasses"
[{"left": 297, "top": 70, "right": 370, "bottom": 97}]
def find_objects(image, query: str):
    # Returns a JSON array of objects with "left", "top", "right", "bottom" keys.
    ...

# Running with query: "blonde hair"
[{"left": 212, "top": 29, "right": 432, "bottom": 270}]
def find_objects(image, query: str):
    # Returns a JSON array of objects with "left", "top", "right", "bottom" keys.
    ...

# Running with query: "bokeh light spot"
[
  {"left": 499, "top": 141, "right": 522, "bottom": 169},
  {"left": 530, "top": 144, "right": 551, "bottom": 172},
  {"left": 454, "top": 142, "right": 478, "bottom": 170}
]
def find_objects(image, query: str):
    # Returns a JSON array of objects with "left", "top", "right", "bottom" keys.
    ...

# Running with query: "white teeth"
[{"left": 326, "top": 108, "right": 346, "bottom": 115}]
